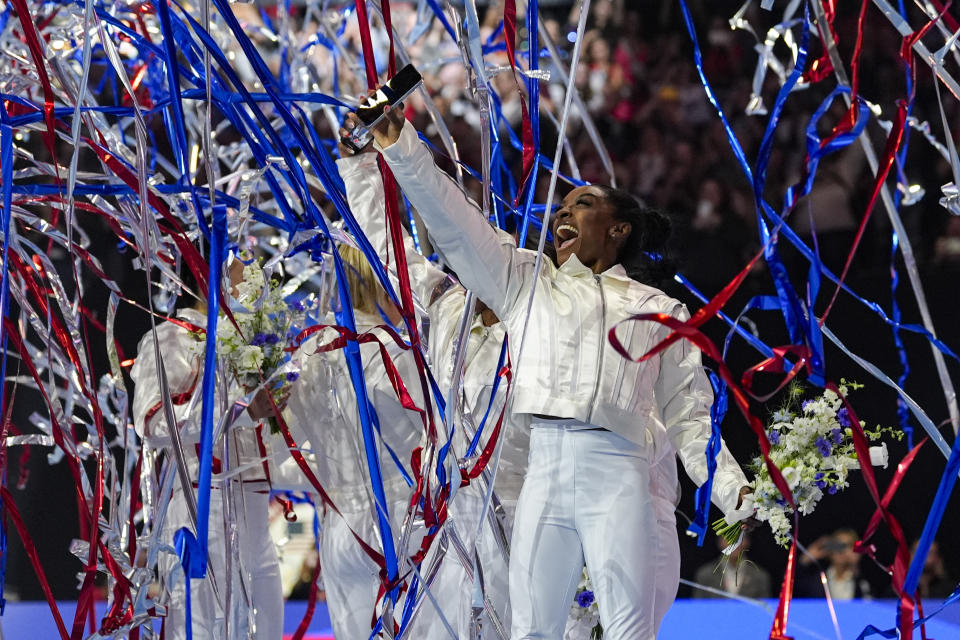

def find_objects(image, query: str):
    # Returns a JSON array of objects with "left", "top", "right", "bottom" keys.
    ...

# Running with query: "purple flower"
[
  {"left": 768, "top": 429, "right": 781, "bottom": 445},
  {"left": 251, "top": 333, "right": 267, "bottom": 346},
  {"left": 831, "top": 428, "right": 844, "bottom": 445},
  {"left": 285, "top": 372, "right": 300, "bottom": 382},
  {"left": 576, "top": 590, "right": 595, "bottom": 608},
  {"left": 289, "top": 299, "right": 306, "bottom": 312},
  {"left": 815, "top": 474, "right": 827, "bottom": 490},
  {"left": 837, "top": 408, "right": 851, "bottom": 428},
  {"left": 264, "top": 333, "right": 280, "bottom": 345},
  {"left": 828, "top": 485, "right": 838, "bottom": 495},
  {"left": 816, "top": 436, "right": 832, "bottom": 457}
]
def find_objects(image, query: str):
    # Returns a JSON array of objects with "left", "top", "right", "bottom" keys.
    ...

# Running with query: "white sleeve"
[
  {"left": 283, "top": 334, "right": 337, "bottom": 449},
  {"left": 653, "top": 303, "right": 749, "bottom": 521},
  {"left": 337, "top": 152, "right": 454, "bottom": 310},
  {"left": 129, "top": 322, "right": 201, "bottom": 438},
  {"left": 376, "top": 120, "right": 526, "bottom": 318}
]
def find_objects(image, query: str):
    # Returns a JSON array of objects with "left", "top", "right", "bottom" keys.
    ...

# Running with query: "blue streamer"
[
  {"left": 0, "top": 102, "right": 13, "bottom": 617},
  {"left": 687, "top": 371, "right": 728, "bottom": 544},
  {"left": 464, "top": 336, "right": 508, "bottom": 459},
  {"left": 856, "top": 584, "right": 960, "bottom": 640}
]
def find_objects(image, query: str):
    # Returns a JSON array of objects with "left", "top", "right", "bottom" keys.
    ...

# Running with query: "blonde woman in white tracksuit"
[
  {"left": 348, "top": 110, "right": 754, "bottom": 640},
  {"left": 336, "top": 148, "right": 520, "bottom": 637},
  {"left": 283, "top": 244, "right": 428, "bottom": 640}
]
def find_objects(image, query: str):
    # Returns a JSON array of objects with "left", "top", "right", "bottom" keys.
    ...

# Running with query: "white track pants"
[
  {"left": 160, "top": 489, "right": 283, "bottom": 640},
  {"left": 651, "top": 514, "right": 680, "bottom": 633},
  {"left": 321, "top": 507, "right": 384, "bottom": 639},
  {"left": 510, "top": 425, "right": 657, "bottom": 640}
]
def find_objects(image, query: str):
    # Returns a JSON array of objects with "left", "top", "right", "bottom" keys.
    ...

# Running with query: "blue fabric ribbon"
[{"left": 687, "top": 371, "right": 727, "bottom": 544}]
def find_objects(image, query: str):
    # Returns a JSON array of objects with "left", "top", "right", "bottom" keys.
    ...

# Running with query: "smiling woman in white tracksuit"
[
  {"left": 349, "top": 110, "right": 754, "bottom": 640},
  {"left": 283, "top": 244, "right": 428, "bottom": 640}
]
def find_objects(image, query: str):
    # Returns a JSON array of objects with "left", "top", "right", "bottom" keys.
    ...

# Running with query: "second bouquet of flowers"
[{"left": 715, "top": 381, "right": 901, "bottom": 548}]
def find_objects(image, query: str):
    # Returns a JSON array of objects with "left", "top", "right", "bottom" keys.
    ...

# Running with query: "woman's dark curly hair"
[{"left": 594, "top": 185, "right": 675, "bottom": 288}]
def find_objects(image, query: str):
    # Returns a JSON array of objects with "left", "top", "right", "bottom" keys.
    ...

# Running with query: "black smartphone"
[{"left": 342, "top": 64, "right": 422, "bottom": 152}]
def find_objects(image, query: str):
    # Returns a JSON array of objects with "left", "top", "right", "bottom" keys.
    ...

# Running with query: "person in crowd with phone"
[
  {"left": 795, "top": 529, "right": 872, "bottom": 600},
  {"left": 340, "top": 89, "right": 754, "bottom": 639}
]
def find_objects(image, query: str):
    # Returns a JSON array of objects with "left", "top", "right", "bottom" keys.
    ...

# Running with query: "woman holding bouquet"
[
  {"left": 283, "top": 243, "right": 429, "bottom": 639},
  {"left": 349, "top": 107, "right": 755, "bottom": 639},
  {"left": 131, "top": 260, "right": 286, "bottom": 640}
]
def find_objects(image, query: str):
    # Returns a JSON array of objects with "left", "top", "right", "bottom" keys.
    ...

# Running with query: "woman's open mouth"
[{"left": 555, "top": 223, "right": 580, "bottom": 251}]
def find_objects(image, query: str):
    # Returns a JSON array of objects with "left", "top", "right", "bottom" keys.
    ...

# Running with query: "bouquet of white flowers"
[
  {"left": 217, "top": 261, "right": 311, "bottom": 433},
  {"left": 714, "top": 381, "right": 901, "bottom": 548},
  {"left": 567, "top": 566, "right": 603, "bottom": 640}
]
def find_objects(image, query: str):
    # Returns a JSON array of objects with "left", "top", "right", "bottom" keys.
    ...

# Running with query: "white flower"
[
  {"left": 869, "top": 443, "right": 889, "bottom": 469},
  {"left": 781, "top": 466, "right": 801, "bottom": 490},
  {"left": 237, "top": 346, "right": 264, "bottom": 371}
]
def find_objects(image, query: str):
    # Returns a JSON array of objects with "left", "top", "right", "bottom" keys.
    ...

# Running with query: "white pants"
[
  {"left": 651, "top": 514, "right": 680, "bottom": 633},
  {"left": 160, "top": 488, "right": 283, "bottom": 640},
  {"left": 563, "top": 512, "right": 679, "bottom": 639},
  {"left": 510, "top": 425, "right": 657, "bottom": 640},
  {"left": 321, "top": 507, "right": 385, "bottom": 639}
]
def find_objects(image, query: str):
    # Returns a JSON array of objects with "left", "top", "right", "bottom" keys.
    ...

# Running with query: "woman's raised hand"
[
  {"left": 338, "top": 111, "right": 375, "bottom": 157},
  {"left": 370, "top": 101, "right": 405, "bottom": 148},
  {"left": 338, "top": 87, "right": 405, "bottom": 154}
]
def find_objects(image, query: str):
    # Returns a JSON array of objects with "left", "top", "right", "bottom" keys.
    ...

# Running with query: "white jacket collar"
[{"left": 557, "top": 253, "right": 632, "bottom": 282}]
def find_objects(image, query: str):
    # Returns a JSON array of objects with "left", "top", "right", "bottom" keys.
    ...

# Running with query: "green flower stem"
[{"left": 712, "top": 517, "right": 743, "bottom": 545}]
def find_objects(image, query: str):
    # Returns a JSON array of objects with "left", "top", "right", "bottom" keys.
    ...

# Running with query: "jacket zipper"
[{"left": 589, "top": 274, "right": 606, "bottom": 424}]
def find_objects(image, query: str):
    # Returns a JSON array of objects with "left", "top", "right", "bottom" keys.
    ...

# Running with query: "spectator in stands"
[
  {"left": 914, "top": 540, "right": 956, "bottom": 600},
  {"left": 796, "top": 529, "right": 872, "bottom": 600}
]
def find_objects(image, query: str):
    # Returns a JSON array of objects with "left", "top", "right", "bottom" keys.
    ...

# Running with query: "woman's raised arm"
[
  {"left": 369, "top": 116, "right": 523, "bottom": 318},
  {"left": 336, "top": 151, "right": 453, "bottom": 312}
]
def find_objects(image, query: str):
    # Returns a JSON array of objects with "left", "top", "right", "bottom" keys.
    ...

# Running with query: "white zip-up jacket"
[
  {"left": 284, "top": 314, "right": 424, "bottom": 512},
  {"left": 376, "top": 121, "right": 749, "bottom": 519}
]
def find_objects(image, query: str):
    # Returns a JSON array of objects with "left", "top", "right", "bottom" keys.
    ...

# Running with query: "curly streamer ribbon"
[
  {"left": 0, "top": 487, "right": 70, "bottom": 639},
  {"left": 816, "top": 0, "right": 960, "bottom": 431},
  {"left": 172, "top": 0, "right": 441, "bottom": 613},
  {"left": 0, "top": 98, "right": 13, "bottom": 617},
  {"left": 892, "top": 421, "right": 960, "bottom": 638},
  {"left": 503, "top": 0, "right": 536, "bottom": 203},
  {"left": 352, "top": 1, "right": 451, "bottom": 614},
  {"left": 464, "top": 337, "right": 509, "bottom": 459},
  {"left": 172, "top": 204, "right": 227, "bottom": 640},
  {"left": 824, "top": 386, "right": 913, "bottom": 640},
  {"left": 856, "top": 437, "right": 926, "bottom": 568}
]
